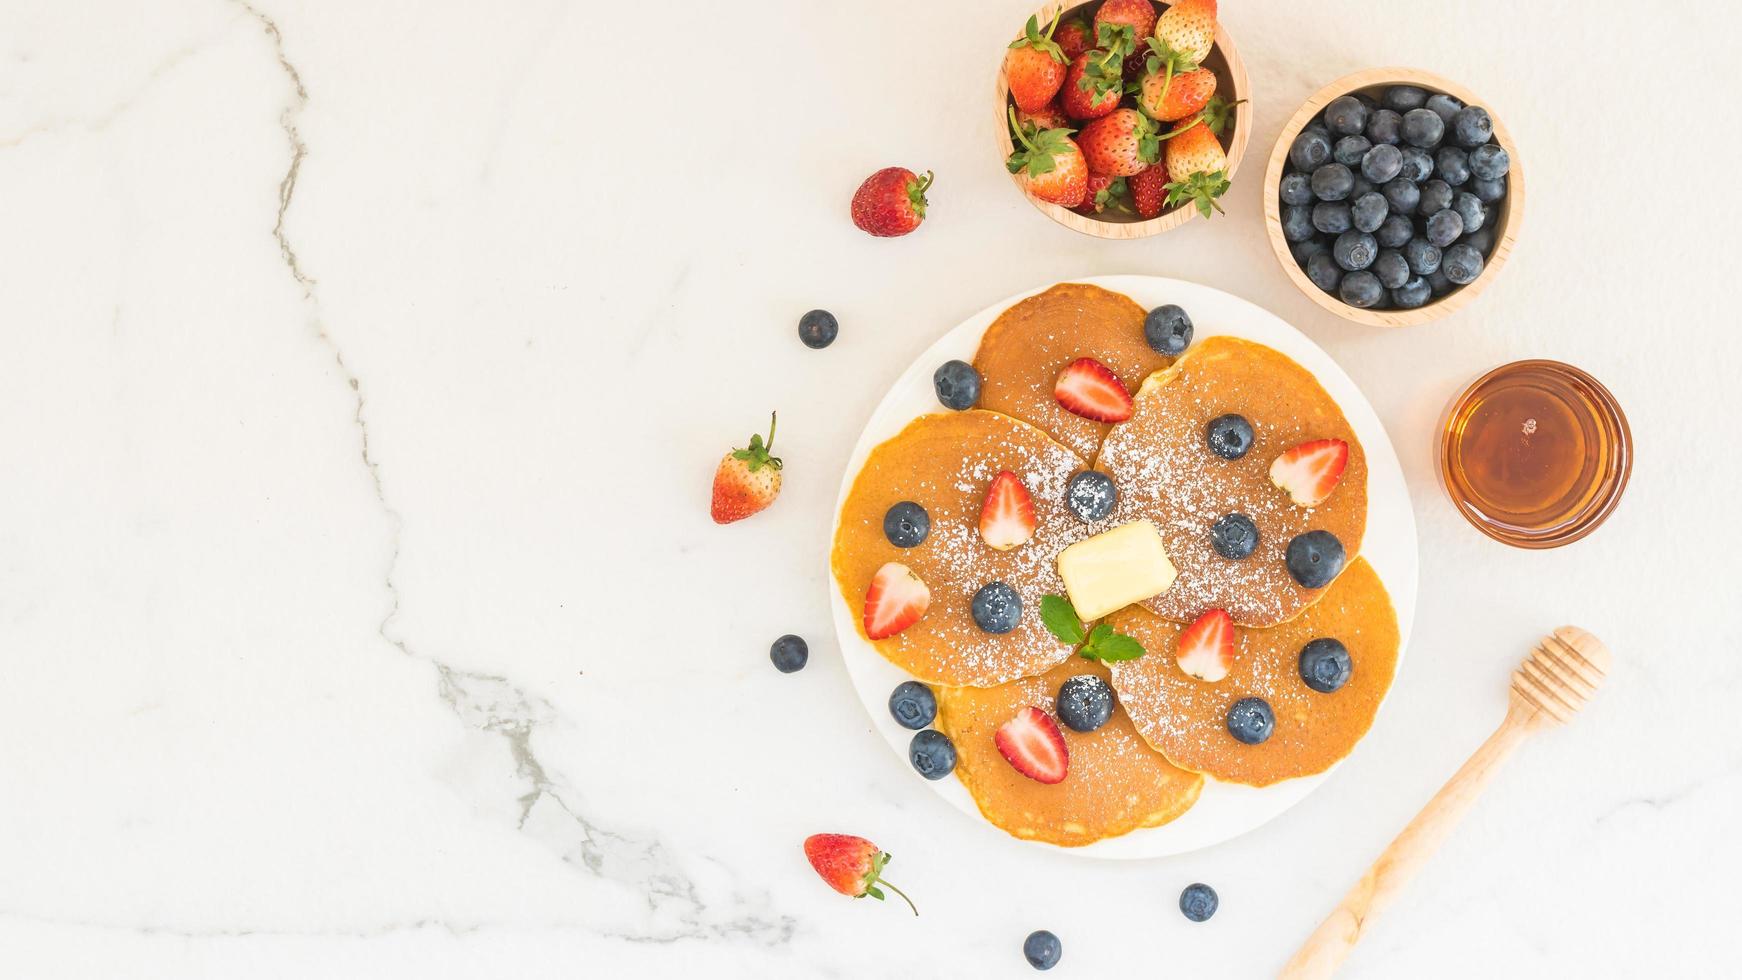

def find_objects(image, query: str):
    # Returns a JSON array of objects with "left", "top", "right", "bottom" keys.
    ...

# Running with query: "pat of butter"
[{"left": 1056, "top": 520, "right": 1177, "bottom": 621}]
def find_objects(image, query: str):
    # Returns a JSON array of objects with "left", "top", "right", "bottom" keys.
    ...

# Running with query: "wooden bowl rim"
[
  {"left": 993, "top": 0, "right": 1252, "bottom": 240},
  {"left": 1262, "top": 66, "right": 1525, "bottom": 328}
]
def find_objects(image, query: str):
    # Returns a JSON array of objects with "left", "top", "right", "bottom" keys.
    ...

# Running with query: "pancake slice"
[
  {"left": 1107, "top": 558, "right": 1399, "bottom": 787},
  {"left": 935, "top": 658, "right": 1204, "bottom": 846},
  {"left": 1094, "top": 335, "right": 1368, "bottom": 627},
  {"left": 832, "top": 410, "right": 1096, "bottom": 687},
  {"left": 973, "top": 282, "right": 1170, "bottom": 461}
]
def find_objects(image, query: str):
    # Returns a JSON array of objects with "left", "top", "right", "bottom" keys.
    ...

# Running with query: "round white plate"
[{"left": 829, "top": 275, "right": 1418, "bottom": 859}]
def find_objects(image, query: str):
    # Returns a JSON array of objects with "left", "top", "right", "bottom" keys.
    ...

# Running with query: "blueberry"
[
  {"left": 1365, "top": 108, "right": 1402, "bottom": 145},
  {"left": 1354, "top": 92, "right": 1379, "bottom": 112},
  {"left": 1023, "top": 930, "right": 1062, "bottom": 971},
  {"left": 1451, "top": 106, "right": 1493, "bottom": 147},
  {"left": 1398, "top": 145, "right": 1434, "bottom": 182},
  {"left": 1338, "top": 270, "right": 1384, "bottom": 309},
  {"left": 1380, "top": 178, "right": 1420, "bottom": 217},
  {"left": 1289, "top": 129, "right": 1333, "bottom": 171},
  {"left": 933, "top": 359, "right": 981, "bottom": 410},
  {"left": 1205, "top": 414, "right": 1255, "bottom": 459},
  {"left": 1298, "top": 637, "right": 1353, "bottom": 693},
  {"left": 1425, "top": 208, "right": 1464, "bottom": 247},
  {"left": 1310, "top": 163, "right": 1354, "bottom": 202},
  {"left": 1442, "top": 243, "right": 1484, "bottom": 285},
  {"left": 1350, "top": 193, "right": 1388, "bottom": 233},
  {"left": 1333, "top": 135, "right": 1372, "bottom": 167},
  {"left": 1279, "top": 171, "right": 1315, "bottom": 206},
  {"left": 909, "top": 729, "right": 957, "bottom": 780},
  {"left": 1333, "top": 230, "right": 1377, "bottom": 271},
  {"left": 1282, "top": 204, "right": 1315, "bottom": 243},
  {"left": 1180, "top": 882, "right": 1220, "bottom": 922},
  {"left": 1226, "top": 697, "right": 1275, "bottom": 745},
  {"left": 1376, "top": 214, "right": 1414, "bottom": 248},
  {"left": 1372, "top": 249, "right": 1410, "bottom": 289},
  {"left": 1435, "top": 146, "right": 1470, "bottom": 187},
  {"left": 1468, "top": 143, "right": 1510, "bottom": 180},
  {"left": 1057, "top": 674, "right": 1115, "bottom": 733},
  {"left": 1425, "top": 92, "right": 1464, "bottom": 125},
  {"left": 1210, "top": 513, "right": 1259, "bottom": 560},
  {"left": 1290, "top": 238, "right": 1329, "bottom": 264},
  {"left": 970, "top": 581, "right": 1022, "bottom": 633},
  {"left": 888, "top": 680, "right": 937, "bottom": 729},
  {"left": 1403, "top": 237, "right": 1442, "bottom": 276},
  {"left": 883, "top": 501, "right": 930, "bottom": 548},
  {"left": 797, "top": 309, "right": 838, "bottom": 349},
  {"left": 1383, "top": 85, "right": 1428, "bottom": 111},
  {"left": 1285, "top": 530, "right": 1346, "bottom": 588},
  {"left": 1348, "top": 174, "right": 1376, "bottom": 201},
  {"left": 770, "top": 634, "right": 809, "bottom": 673},
  {"left": 1391, "top": 276, "right": 1432, "bottom": 308},
  {"left": 1312, "top": 201, "right": 1352, "bottom": 235},
  {"left": 1428, "top": 268, "right": 1455, "bottom": 297},
  {"left": 1400, "top": 108, "right": 1444, "bottom": 148},
  {"left": 1463, "top": 224, "right": 1495, "bottom": 256},
  {"left": 1470, "top": 175, "right": 1506, "bottom": 204},
  {"left": 1360, "top": 143, "right": 1403, "bottom": 184},
  {"left": 1306, "top": 252, "right": 1343, "bottom": 293},
  {"left": 1144, "top": 304, "right": 1194, "bottom": 356},
  {"left": 1417, "top": 178, "right": 1453, "bottom": 215},
  {"left": 1323, "top": 95, "right": 1368, "bottom": 136},
  {"left": 1065, "top": 470, "right": 1118, "bottom": 522},
  {"left": 1453, "top": 191, "right": 1485, "bottom": 234}
]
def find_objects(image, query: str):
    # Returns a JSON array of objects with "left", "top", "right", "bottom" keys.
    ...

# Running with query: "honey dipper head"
[{"left": 1511, "top": 626, "right": 1610, "bottom": 726}]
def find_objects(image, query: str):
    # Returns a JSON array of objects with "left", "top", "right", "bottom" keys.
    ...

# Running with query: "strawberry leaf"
[{"left": 1040, "top": 594, "right": 1087, "bottom": 645}]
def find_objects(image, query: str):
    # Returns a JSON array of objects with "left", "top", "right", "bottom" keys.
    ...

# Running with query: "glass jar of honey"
[{"left": 1440, "top": 360, "right": 1631, "bottom": 548}]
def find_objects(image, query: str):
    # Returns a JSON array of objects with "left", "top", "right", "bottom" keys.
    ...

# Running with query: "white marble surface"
[{"left": 1, "top": 1, "right": 1738, "bottom": 977}]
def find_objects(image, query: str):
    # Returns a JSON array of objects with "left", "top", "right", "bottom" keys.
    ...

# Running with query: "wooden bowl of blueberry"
[{"left": 1262, "top": 68, "right": 1521, "bottom": 327}]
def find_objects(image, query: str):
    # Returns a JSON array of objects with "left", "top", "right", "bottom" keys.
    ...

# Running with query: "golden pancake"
[
  {"left": 972, "top": 282, "right": 1171, "bottom": 461},
  {"left": 1093, "top": 336, "right": 1368, "bottom": 626},
  {"left": 1107, "top": 558, "right": 1399, "bottom": 787},
  {"left": 832, "top": 410, "right": 1096, "bottom": 687},
  {"left": 935, "top": 658, "right": 1204, "bottom": 846}
]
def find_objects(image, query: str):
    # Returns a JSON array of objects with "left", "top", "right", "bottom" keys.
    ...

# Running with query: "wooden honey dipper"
[{"left": 1279, "top": 626, "right": 1610, "bottom": 979}]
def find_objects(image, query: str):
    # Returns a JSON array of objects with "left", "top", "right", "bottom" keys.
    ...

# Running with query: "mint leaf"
[
  {"left": 1091, "top": 633, "right": 1147, "bottom": 662},
  {"left": 1039, "top": 595, "right": 1086, "bottom": 645}
]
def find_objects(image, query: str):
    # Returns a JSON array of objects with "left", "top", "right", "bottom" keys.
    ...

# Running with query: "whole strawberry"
[
  {"left": 1060, "top": 50, "right": 1123, "bottom": 120},
  {"left": 802, "top": 834, "right": 917, "bottom": 915},
  {"left": 1006, "top": 108, "right": 1088, "bottom": 207},
  {"left": 1136, "top": 64, "right": 1216, "bottom": 122},
  {"left": 1094, "top": 0, "right": 1157, "bottom": 53},
  {"left": 710, "top": 413, "right": 782, "bottom": 524},
  {"left": 1075, "top": 172, "right": 1130, "bottom": 215},
  {"left": 1130, "top": 164, "right": 1166, "bottom": 218},
  {"left": 1163, "top": 106, "right": 1231, "bottom": 218},
  {"left": 850, "top": 167, "right": 932, "bottom": 237},
  {"left": 1005, "top": 13, "right": 1067, "bottom": 112},
  {"left": 1151, "top": 0, "right": 1218, "bottom": 94},
  {"left": 1017, "top": 101, "right": 1071, "bottom": 132},
  {"left": 1077, "top": 108, "right": 1159, "bottom": 177},
  {"left": 1055, "top": 17, "right": 1094, "bottom": 61}
]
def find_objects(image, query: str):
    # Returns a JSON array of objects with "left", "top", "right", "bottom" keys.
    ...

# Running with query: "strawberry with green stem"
[
  {"left": 1040, "top": 595, "right": 1148, "bottom": 662},
  {"left": 1006, "top": 107, "right": 1088, "bottom": 207},
  {"left": 1055, "top": 16, "right": 1094, "bottom": 60},
  {"left": 1077, "top": 107, "right": 1160, "bottom": 177},
  {"left": 1147, "top": 0, "right": 1218, "bottom": 104},
  {"left": 710, "top": 413, "right": 782, "bottom": 524},
  {"left": 1076, "top": 173, "right": 1131, "bottom": 215},
  {"left": 1164, "top": 95, "right": 1239, "bottom": 219},
  {"left": 1006, "top": 12, "right": 1068, "bottom": 112},
  {"left": 802, "top": 834, "right": 917, "bottom": 915}
]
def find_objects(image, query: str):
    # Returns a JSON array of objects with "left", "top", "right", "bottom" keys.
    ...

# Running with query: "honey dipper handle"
[{"left": 1278, "top": 703, "right": 1536, "bottom": 980}]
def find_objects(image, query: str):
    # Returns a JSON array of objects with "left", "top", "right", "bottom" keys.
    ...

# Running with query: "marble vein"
[{"left": 231, "top": 0, "right": 793, "bottom": 946}]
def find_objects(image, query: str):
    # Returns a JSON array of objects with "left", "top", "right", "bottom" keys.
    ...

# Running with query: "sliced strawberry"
[
  {"left": 1053, "top": 357, "right": 1133, "bottom": 422},
  {"left": 979, "top": 470, "right": 1037, "bottom": 550},
  {"left": 994, "top": 706, "right": 1069, "bottom": 784},
  {"left": 1175, "top": 608, "right": 1235, "bottom": 682},
  {"left": 1269, "top": 438, "right": 1350, "bottom": 507},
  {"left": 863, "top": 562, "right": 930, "bottom": 640}
]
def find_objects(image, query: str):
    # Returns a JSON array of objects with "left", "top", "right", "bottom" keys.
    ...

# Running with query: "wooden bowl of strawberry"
[{"left": 997, "top": 0, "right": 1251, "bottom": 238}]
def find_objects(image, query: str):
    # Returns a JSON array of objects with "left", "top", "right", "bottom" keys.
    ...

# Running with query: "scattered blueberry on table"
[
  {"left": 797, "top": 309, "right": 838, "bottom": 349},
  {"left": 1281, "top": 83, "right": 1509, "bottom": 310},
  {"left": 769, "top": 634, "right": 809, "bottom": 673},
  {"left": 1023, "top": 929, "right": 1062, "bottom": 971},
  {"left": 1180, "top": 882, "right": 1220, "bottom": 922}
]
